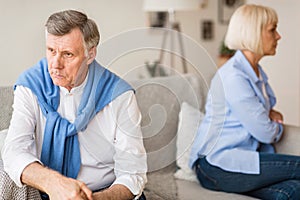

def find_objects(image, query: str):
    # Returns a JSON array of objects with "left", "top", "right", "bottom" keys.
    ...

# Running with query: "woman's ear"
[{"left": 87, "top": 47, "right": 97, "bottom": 65}]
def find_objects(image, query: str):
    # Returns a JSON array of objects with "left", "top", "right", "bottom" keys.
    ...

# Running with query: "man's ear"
[{"left": 87, "top": 47, "right": 97, "bottom": 65}]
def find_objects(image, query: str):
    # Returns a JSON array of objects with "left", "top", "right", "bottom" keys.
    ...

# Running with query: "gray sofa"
[{"left": 1, "top": 73, "right": 300, "bottom": 200}]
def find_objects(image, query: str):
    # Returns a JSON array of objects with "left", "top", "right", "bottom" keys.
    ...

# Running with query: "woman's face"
[{"left": 261, "top": 23, "right": 281, "bottom": 56}]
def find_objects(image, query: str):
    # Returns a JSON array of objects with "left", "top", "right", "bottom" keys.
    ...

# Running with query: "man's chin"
[{"left": 52, "top": 80, "right": 64, "bottom": 87}]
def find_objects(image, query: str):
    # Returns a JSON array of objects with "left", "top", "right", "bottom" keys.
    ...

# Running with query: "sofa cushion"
[
  {"left": 176, "top": 179, "right": 259, "bottom": 200},
  {"left": 175, "top": 102, "right": 204, "bottom": 182},
  {"left": 144, "top": 165, "right": 178, "bottom": 200}
]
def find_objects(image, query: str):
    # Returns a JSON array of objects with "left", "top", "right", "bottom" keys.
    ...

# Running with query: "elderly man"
[{"left": 1, "top": 10, "right": 147, "bottom": 200}]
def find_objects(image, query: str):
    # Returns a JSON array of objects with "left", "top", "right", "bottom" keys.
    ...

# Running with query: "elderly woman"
[{"left": 189, "top": 4, "right": 300, "bottom": 200}]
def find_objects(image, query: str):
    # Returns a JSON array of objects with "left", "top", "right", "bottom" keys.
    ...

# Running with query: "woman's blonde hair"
[{"left": 225, "top": 4, "right": 278, "bottom": 55}]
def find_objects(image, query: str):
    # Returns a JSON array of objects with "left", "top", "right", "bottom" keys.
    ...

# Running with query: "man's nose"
[{"left": 51, "top": 55, "right": 63, "bottom": 69}]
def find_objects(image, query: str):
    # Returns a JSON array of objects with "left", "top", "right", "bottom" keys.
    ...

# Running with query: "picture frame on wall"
[
  {"left": 147, "top": 12, "right": 167, "bottom": 28},
  {"left": 218, "top": 0, "right": 245, "bottom": 24}
]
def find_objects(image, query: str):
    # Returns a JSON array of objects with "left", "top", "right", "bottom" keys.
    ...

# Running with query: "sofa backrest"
[{"left": 129, "top": 74, "right": 207, "bottom": 172}]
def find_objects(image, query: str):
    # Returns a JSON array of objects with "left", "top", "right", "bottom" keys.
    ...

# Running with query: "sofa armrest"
[
  {"left": 275, "top": 124, "right": 300, "bottom": 155},
  {"left": 0, "top": 86, "right": 14, "bottom": 131}
]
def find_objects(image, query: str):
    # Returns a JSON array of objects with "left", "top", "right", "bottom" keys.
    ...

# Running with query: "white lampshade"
[{"left": 143, "top": 0, "right": 203, "bottom": 12}]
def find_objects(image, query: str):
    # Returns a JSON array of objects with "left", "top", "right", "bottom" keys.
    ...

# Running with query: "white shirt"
[
  {"left": 2, "top": 76, "right": 147, "bottom": 196},
  {"left": 260, "top": 73, "right": 271, "bottom": 111}
]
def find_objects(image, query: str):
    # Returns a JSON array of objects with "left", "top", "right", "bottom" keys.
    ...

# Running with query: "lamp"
[
  {"left": 143, "top": 0, "right": 205, "bottom": 74},
  {"left": 143, "top": 0, "right": 203, "bottom": 12}
]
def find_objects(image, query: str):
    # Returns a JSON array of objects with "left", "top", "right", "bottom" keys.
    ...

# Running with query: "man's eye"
[
  {"left": 65, "top": 52, "right": 73, "bottom": 58},
  {"left": 48, "top": 48, "right": 55, "bottom": 54}
]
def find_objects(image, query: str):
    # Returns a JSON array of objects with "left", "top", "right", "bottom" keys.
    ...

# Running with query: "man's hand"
[
  {"left": 47, "top": 175, "right": 92, "bottom": 200},
  {"left": 92, "top": 184, "right": 134, "bottom": 200},
  {"left": 21, "top": 162, "right": 92, "bottom": 200},
  {"left": 269, "top": 109, "right": 283, "bottom": 124}
]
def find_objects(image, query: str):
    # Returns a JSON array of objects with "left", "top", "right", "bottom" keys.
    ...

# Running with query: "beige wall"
[
  {"left": 0, "top": 0, "right": 226, "bottom": 86},
  {"left": 0, "top": 0, "right": 145, "bottom": 85},
  {"left": 247, "top": 0, "right": 300, "bottom": 126}
]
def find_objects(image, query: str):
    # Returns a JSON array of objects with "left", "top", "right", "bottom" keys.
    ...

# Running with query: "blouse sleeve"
[{"left": 223, "top": 74, "right": 283, "bottom": 144}]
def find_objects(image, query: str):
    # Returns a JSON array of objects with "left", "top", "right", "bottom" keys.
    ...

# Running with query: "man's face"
[{"left": 46, "top": 28, "right": 90, "bottom": 91}]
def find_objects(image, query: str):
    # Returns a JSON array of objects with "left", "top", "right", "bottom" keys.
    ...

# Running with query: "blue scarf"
[{"left": 15, "top": 58, "right": 132, "bottom": 179}]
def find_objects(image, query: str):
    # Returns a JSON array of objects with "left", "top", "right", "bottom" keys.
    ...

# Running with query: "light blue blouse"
[{"left": 189, "top": 50, "right": 283, "bottom": 174}]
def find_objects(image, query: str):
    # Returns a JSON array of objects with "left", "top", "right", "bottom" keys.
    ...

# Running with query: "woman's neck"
[{"left": 241, "top": 50, "right": 262, "bottom": 77}]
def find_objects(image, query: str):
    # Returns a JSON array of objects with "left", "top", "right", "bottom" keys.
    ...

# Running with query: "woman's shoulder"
[{"left": 218, "top": 59, "right": 246, "bottom": 81}]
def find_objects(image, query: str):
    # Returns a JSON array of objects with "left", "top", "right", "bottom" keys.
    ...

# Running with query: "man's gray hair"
[{"left": 45, "top": 10, "right": 100, "bottom": 50}]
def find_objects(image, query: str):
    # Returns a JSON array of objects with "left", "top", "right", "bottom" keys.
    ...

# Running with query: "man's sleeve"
[
  {"left": 110, "top": 91, "right": 147, "bottom": 197},
  {"left": 1, "top": 86, "right": 42, "bottom": 187}
]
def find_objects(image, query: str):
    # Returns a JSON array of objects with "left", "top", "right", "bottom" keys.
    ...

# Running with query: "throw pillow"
[{"left": 174, "top": 102, "right": 204, "bottom": 182}]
